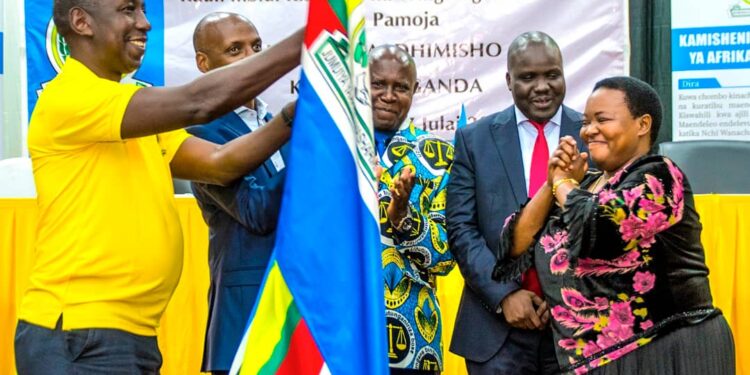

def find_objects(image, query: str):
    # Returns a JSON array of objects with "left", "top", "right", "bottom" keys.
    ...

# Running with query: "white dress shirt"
[
  {"left": 234, "top": 98, "right": 285, "bottom": 172},
  {"left": 514, "top": 106, "right": 563, "bottom": 196}
]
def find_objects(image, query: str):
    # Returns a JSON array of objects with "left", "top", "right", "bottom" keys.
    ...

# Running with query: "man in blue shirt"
[{"left": 187, "top": 12, "right": 292, "bottom": 375}]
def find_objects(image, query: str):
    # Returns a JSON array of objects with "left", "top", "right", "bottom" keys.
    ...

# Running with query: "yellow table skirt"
[{"left": 1, "top": 195, "right": 747, "bottom": 374}]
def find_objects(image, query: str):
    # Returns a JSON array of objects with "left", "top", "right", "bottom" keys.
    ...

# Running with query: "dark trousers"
[
  {"left": 14, "top": 317, "right": 162, "bottom": 375},
  {"left": 466, "top": 326, "right": 559, "bottom": 375}
]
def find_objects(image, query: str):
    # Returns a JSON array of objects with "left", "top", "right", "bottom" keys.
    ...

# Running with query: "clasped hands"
[
  {"left": 548, "top": 136, "right": 589, "bottom": 196},
  {"left": 501, "top": 289, "right": 550, "bottom": 330}
]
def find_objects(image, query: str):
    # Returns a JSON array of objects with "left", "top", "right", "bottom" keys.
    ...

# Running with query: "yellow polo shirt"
[{"left": 20, "top": 58, "right": 191, "bottom": 336}]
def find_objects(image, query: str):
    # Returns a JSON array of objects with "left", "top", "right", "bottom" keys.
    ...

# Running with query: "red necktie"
[{"left": 522, "top": 120, "right": 547, "bottom": 298}]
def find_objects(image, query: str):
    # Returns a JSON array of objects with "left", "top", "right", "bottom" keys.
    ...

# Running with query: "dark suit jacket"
[
  {"left": 446, "top": 105, "right": 584, "bottom": 362},
  {"left": 186, "top": 111, "right": 288, "bottom": 372}
]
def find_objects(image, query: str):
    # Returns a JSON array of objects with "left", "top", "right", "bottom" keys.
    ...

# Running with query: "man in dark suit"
[
  {"left": 446, "top": 32, "right": 585, "bottom": 374},
  {"left": 186, "top": 13, "right": 292, "bottom": 375}
]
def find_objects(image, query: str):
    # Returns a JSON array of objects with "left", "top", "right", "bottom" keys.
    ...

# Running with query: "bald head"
[
  {"left": 369, "top": 45, "right": 417, "bottom": 131},
  {"left": 193, "top": 12, "right": 262, "bottom": 74},
  {"left": 507, "top": 31, "right": 562, "bottom": 71},
  {"left": 369, "top": 44, "right": 417, "bottom": 79},
  {"left": 505, "top": 31, "right": 566, "bottom": 123},
  {"left": 193, "top": 12, "right": 256, "bottom": 53}
]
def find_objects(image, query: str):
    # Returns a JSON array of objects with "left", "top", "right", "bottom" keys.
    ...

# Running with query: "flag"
[
  {"left": 229, "top": 1, "right": 387, "bottom": 374},
  {"left": 457, "top": 103, "right": 468, "bottom": 130}
]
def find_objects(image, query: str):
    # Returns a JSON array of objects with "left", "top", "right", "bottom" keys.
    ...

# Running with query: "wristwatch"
[
  {"left": 281, "top": 106, "right": 294, "bottom": 127},
  {"left": 393, "top": 213, "right": 414, "bottom": 233}
]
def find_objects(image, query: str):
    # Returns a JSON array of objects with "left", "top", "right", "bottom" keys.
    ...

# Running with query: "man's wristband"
[
  {"left": 281, "top": 106, "right": 294, "bottom": 127},
  {"left": 551, "top": 178, "right": 579, "bottom": 197},
  {"left": 391, "top": 210, "right": 414, "bottom": 233}
]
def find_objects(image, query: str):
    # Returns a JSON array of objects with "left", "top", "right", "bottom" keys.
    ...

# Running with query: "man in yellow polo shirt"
[{"left": 14, "top": 1, "right": 302, "bottom": 373}]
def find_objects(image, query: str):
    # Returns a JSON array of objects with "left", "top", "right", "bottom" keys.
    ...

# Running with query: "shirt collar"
[
  {"left": 514, "top": 105, "right": 563, "bottom": 128},
  {"left": 233, "top": 97, "right": 268, "bottom": 119}
]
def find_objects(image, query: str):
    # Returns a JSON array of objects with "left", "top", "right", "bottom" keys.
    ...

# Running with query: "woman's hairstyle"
[{"left": 593, "top": 76, "right": 663, "bottom": 146}]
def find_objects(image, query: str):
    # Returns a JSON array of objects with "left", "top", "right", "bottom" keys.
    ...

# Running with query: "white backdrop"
[{"left": 165, "top": 0, "right": 628, "bottom": 140}]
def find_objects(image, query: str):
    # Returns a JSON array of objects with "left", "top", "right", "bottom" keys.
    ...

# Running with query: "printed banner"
[
  {"left": 672, "top": 0, "right": 750, "bottom": 140},
  {"left": 163, "top": 0, "right": 627, "bottom": 140},
  {"left": 21, "top": 1, "right": 627, "bottom": 142}
]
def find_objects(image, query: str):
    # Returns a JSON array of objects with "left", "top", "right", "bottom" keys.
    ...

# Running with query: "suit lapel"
[
  {"left": 489, "top": 108, "right": 526, "bottom": 206},
  {"left": 225, "top": 112, "right": 280, "bottom": 176},
  {"left": 559, "top": 106, "right": 583, "bottom": 143}
]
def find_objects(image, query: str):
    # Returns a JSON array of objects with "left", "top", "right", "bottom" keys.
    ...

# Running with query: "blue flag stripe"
[{"left": 274, "top": 71, "right": 387, "bottom": 374}]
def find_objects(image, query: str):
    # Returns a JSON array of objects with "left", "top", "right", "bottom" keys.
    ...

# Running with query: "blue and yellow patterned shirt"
[{"left": 378, "top": 122, "right": 455, "bottom": 371}]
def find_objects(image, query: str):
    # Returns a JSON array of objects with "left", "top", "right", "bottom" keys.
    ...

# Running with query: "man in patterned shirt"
[{"left": 370, "top": 44, "right": 455, "bottom": 374}]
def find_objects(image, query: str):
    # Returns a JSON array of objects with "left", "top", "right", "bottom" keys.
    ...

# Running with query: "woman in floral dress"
[{"left": 494, "top": 76, "right": 735, "bottom": 374}]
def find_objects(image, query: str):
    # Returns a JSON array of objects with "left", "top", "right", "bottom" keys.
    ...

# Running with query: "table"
[{"left": 1, "top": 196, "right": 747, "bottom": 374}]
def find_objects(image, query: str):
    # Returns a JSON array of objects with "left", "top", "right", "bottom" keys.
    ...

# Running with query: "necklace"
[{"left": 588, "top": 174, "right": 607, "bottom": 193}]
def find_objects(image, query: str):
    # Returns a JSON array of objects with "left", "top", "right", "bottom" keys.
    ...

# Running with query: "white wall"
[{"left": 1, "top": 0, "right": 26, "bottom": 159}]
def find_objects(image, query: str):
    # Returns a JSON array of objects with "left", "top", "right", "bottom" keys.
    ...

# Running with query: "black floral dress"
[{"left": 494, "top": 155, "right": 734, "bottom": 374}]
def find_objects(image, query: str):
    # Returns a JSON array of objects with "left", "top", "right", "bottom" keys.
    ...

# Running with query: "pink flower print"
[
  {"left": 559, "top": 289, "right": 609, "bottom": 312},
  {"left": 598, "top": 189, "right": 618, "bottom": 205},
  {"left": 610, "top": 301, "right": 636, "bottom": 326},
  {"left": 574, "top": 366, "right": 589, "bottom": 375},
  {"left": 575, "top": 251, "right": 642, "bottom": 277},
  {"left": 666, "top": 158, "right": 684, "bottom": 186},
  {"left": 597, "top": 302, "right": 635, "bottom": 348},
  {"left": 540, "top": 234, "right": 557, "bottom": 253},
  {"left": 541, "top": 230, "right": 569, "bottom": 253},
  {"left": 550, "top": 249, "right": 570, "bottom": 274},
  {"left": 665, "top": 158, "right": 686, "bottom": 221},
  {"left": 503, "top": 213, "right": 515, "bottom": 229},
  {"left": 551, "top": 306, "right": 598, "bottom": 335},
  {"left": 639, "top": 198, "right": 666, "bottom": 214},
  {"left": 554, "top": 231, "right": 569, "bottom": 246},
  {"left": 582, "top": 340, "right": 603, "bottom": 357},
  {"left": 619, "top": 214, "right": 645, "bottom": 243},
  {"left": 606, "top": 342, "right": 639, "bottom": 361},
  {"left": 645, "top": 174, "right": 665, "bottom": 199},
  {"left": 602, "top": 317, "right": 634, "bottom": 342},
  {"left": 608, "top": 167, "right": 628, "bottom": 185},
  {"left": 671, "top": 183, "right": 684, "bottom": 219},
  {"left": 623, "top": 185, "right": 644, "bottom": 208},
  {"left": 671, "top": 189, "right": 684, "bottom": 221},
  {"left": 632, "top": 271, "right": 656, "bottom": 294},
  {"left": 561, "top": 288, "right": 597, "bottom": 311},
  {"left": 558, "top": 338, "right": 579, "bottom": 350},
  {"left": 595, "top": 330, "right": 618, "bottom": 348},
  {"left": 619, "top": 212, "right": 670, "bottom": 248},
  {"left": 594, "top": 297, "right": 610, "bottom": 311},
  {"left": 640, "top": 212, "right": 670, "bottom": 247},
  {"left": 640, "top": 319, "right": 654, "bottom": 330}
]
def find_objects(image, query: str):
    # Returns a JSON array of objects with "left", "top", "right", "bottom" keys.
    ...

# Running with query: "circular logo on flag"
[
  {"left": 386, "top": 310, "right": 416, "bottom": 368},
  {"left": 45, "top": 19, "right": 69, "bottom": 73}
]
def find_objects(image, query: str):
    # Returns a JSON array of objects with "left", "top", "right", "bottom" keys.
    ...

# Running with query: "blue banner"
[
  {"left": 672, "top": 25, "right": 750, "bottom": 72},
  {"left": 24, "top": 1, "right": 164, "bottom": 120}
]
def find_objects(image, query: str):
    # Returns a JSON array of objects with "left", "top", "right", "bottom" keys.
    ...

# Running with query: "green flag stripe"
[
  {"left": 257, "top": 301, "right": 303, "bottom": 375},
  {"left": 328, "top": 0, "right": 348, "bottom": 28}
]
